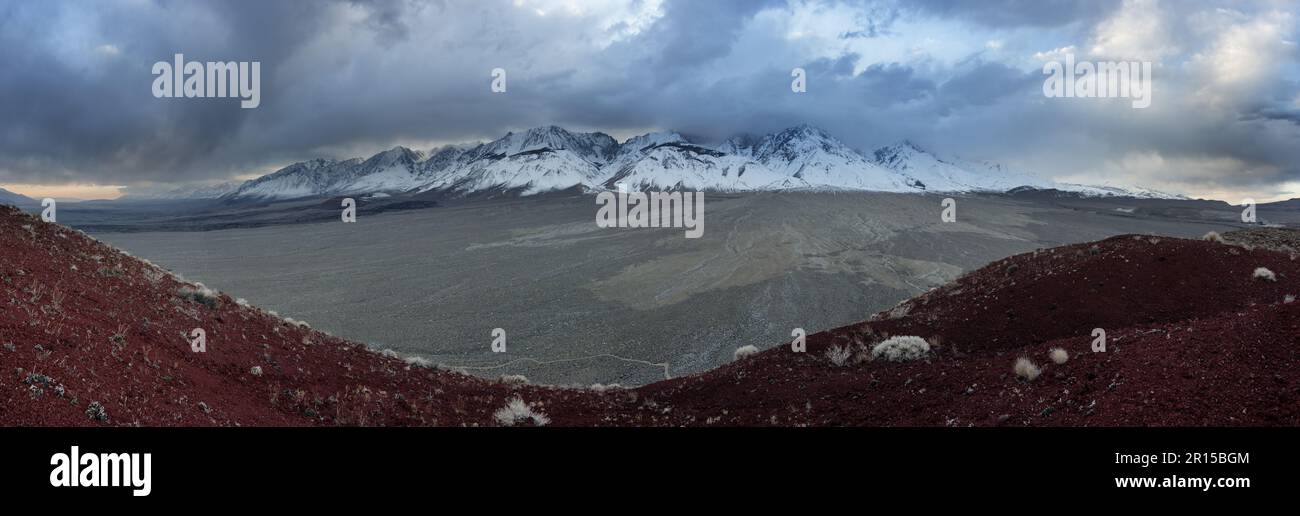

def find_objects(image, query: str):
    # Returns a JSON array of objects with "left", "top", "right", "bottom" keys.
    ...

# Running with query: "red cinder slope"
[
  {"left": 574, "top": 234, "right": 1296, "bottom": 426},
  {"left": 866, "top": 235, "right": 1297, "bottom": 354},
  {"left": 0, "top": 205, "right": 599, "bottom": 426}
]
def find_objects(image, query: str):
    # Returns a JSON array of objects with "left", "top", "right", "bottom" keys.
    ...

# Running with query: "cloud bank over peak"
[{"left": 0, "top": 0, "right": 1297, "bottom": 201}]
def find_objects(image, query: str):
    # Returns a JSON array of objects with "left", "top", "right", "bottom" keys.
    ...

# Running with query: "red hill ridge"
[{"left": 1, "top": 205, "right": 1296, "bottom": 426}]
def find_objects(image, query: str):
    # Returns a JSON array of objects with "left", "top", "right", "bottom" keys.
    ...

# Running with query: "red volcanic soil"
[
  {"left": 586, "top": 235, "right": 1299, "bottom": 427},
  {"left": 2, "top": 204, "right": 1296, "bottom": 426},
  {"left": 0, "top": 205, "right": 587, "bottom": 426}
]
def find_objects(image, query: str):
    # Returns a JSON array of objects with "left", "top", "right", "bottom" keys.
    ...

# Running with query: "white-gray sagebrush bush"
[
  {"left": 1014, "top": 357, "right": 1040, "bottom": 381},
  {"left": 733, "top": 345, "right": 759, "bottom": 361},
  {"left": 177, "top": 283, "right": 220, "bottom": 308},
  {"left": 1253, "top": 267, "right": 1276, "bottom": 282},
  {"left": 825, "top": 344, "right": 853, "bottom": 367},
  {"left": 403, "top": 355, "right": 434, "bottom": 369},
  {"left": 1049, "top": 348, "right": 1069, "bottom": 365},
  {"left": 142, "top": 267, "right": 167, "bottom": 285},
  {"left": 494, "top": 397, "right": 550, "bottom": 427},
  {"left": 870, "top": 336, "right": 931, "bottom": 362},
  {"left": 1202, "top": 231, "right": 1224, "bottom": 243}
]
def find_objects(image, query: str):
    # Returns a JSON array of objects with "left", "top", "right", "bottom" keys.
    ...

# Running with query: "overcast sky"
[{"left": 1, "top": 0, "right": 1298, "bottom": 201}]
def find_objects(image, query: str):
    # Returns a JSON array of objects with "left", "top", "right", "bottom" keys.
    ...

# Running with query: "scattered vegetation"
[
  {"left": 1253, "top": 267, "right": 1277, "bottom": 282},
  {"left": 22, "top": 372, "right": 55, "bottom": 390},
  {"left": 733, "top": 345, "right": 759, "bottom": 361},
  {"left": 1049, "top": 348, "right": 1069, "bottom": 365},
  {"left": 177, "top": 283, "right": 220, "bottom": 309},
  {"left": 1202, "top": 231, "right": 1224, "bottom": 243},
  {"left": 1014, "top": 357, "right": 1041, "bottom": 381},
  {"left": 824, "top": 344, "right": 853, "bottom": 367},
  {"left": 85, "top": 401, "right": 109, "bottom": 422},
  {"left": 142, "top": 267, "right": 167, "bottom": 285},
  {"left": 494, "top": 397, "right": 550, "bottom": 427},
  {"left": 870, "top": 336, "right": 931, "bottom": 362},
  {"left": 110, "top": 324, "right": 128, "bottom": 346},
  {"left": 402, "top": 355, "right": 435, "bottom": 369},
  {"left": 499, "top": 374, "right": 529, "bottom": 385}
]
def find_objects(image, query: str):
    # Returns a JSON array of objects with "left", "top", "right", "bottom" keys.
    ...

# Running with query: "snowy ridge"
[
  {"left": 455, "top": 125, "right": 618, "bottom": 166},
  {"left": 601, "top": 141, "right": 804, "bottom": 192},
  {"left": 748, "top": 125, "right": 913, "bottom": 192},
  {"left": 224, "top": 158, "right": 359, "bottom": 200},
  {"left": 1053, "top": 183, "right": 1185, "bottom": 200},
  {"left": 872, "top": 140, "right": 1055, "bottom": 192},
  {"left": 218, "top": 125, "right": 1175, "bottom": 201},
  {"left": 425, "top": 148, "right": 600, "bottom": 195}
]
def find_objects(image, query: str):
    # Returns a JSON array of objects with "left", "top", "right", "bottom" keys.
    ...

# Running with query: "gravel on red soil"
[{"left": 3, "top": 206, "right": 1296, "bottom": 426}]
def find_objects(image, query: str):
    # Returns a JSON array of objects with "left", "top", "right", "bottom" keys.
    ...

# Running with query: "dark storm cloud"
[
  {"left": 0, "top": 0, "right": 338, "bottom": 184},
  {"left": 1248, "top": 107, "right": 1300, "bottom": 126},
  {"left": 902, "top": 0, "right": 1122, "bottom": 28},
  {"left": 349, "top": 0, "right": 417, "bottom": 45},
  {"left": 936, "top": 61, "right": 1038, "bottom": 111},
  {"left": 1, "top": 0, "right": 1298, "bottom": 200},
  {"left": 649, "top": 0, "right": 781, "bottom": 69},
  {"left": 853, "top": 62, "right": 937, "bottom": 107}
]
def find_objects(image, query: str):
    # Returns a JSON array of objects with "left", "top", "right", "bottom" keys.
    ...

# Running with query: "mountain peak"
[
  {"left": 267, "top": 158, "right": 338, "bottom": 177},
  {"left": 754, "top": 124, "right": 855, "bottom": 161},
  {"left": 873, "top": 140, "right": 949, "bottom": 171},
  {"left": 877, "top": 139, "right": 928, "bottom": 154},
  {"left": 780, "top": 123, "right": 833, "bottom": 140},
  {"left": 359, "top": 146, "right": 423, "bottom": 171},
  {"left": 898, "top": 139, "right": 925, "bottom": 151},
  {"left": 477, "top": 125, "right": 618, "bottom": 164},
  {"left": 621, "top": 131, "right": 687, "bottom": 151},
  {"left": 372, "top": 145, "right": 418, "bottom": 157},
  {"left": 523, "top": 125, "right": 571, "bottom": 137}
]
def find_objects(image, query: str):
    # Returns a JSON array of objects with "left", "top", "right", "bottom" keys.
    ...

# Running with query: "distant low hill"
[{"left": 0, "top": 187, "right": 35, "bottom": 207}]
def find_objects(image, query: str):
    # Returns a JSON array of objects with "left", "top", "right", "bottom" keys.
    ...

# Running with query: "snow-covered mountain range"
[{"left": 213, "top": 125, "right": 1178, "bottom": 201}]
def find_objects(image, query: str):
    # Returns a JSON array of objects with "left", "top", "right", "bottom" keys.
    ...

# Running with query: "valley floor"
[{"left": 92, "top": 192, "right": 1258, "bottom": 386}]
